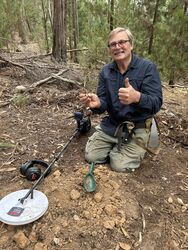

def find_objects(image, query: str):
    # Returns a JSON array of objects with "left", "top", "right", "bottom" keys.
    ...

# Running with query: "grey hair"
[{"left": 108, "top": 27, "right": 134, "bottom": 46}]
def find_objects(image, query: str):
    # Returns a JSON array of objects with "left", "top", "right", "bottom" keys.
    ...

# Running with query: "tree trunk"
[
  {"left": 148, "top": 0, "right": 160, "bottom": 55},
  {"left": 184, "top": 0, "right": 188, "bottom": 14},
  {"left": 52, "top": 0, "right": 67, "bottom": 62},
  {"left": 48, "top": 0, "right": 53, "bottom": 31},
  {"left": 18, "top": 0, "right": 27, "bottom": 44},
  {"left": 108, "top": 0, "right": 114, "bottom": 31},
  {"left": 41, "top": 0, "right": 50, "bottom": 53},
  {"left": 72, "top": 0, "right": 79, "bottom": 63}
]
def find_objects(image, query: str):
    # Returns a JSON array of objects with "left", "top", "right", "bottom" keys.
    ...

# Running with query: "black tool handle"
[{"left": 19, "top": 129, "right": 79, "bottom": 204}]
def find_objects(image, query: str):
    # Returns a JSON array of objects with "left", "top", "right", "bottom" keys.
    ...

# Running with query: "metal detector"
[{"left": 0, "top": 111, "right": 91, "bottom": 225}]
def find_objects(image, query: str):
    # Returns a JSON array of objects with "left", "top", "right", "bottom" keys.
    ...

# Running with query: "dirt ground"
[{"left": 0, "top": 52, "right": 188, "bottom": 250}]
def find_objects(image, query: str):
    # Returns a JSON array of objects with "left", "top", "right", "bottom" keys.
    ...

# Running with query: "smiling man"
[{"left": 80, "top": 27, "right": 163, "bottom": 172}]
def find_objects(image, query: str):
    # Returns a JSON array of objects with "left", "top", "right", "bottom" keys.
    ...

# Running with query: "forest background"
[{"left": 0, "top": 0, "right": 188, "bottom": 85}]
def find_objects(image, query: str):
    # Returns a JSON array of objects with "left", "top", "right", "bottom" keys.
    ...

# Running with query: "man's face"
[{"left": 108, "top": 31, "right": 133, "bottom": 62}]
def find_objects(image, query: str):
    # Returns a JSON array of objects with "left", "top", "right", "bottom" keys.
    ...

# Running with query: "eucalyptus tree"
[
  {"left": 67, "top": 0, "right": 79, "bottom": 62},
  {"left": 52, "top": 0, "right": 67, "bottom": 62}
]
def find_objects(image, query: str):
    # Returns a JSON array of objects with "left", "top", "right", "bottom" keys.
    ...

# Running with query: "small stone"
[
  {"left": 82, "top": 210, "right": 90, "bottom": 219},
  {"left": 177, "top": 198, "right": 184, "bottom": 206},
  {"left": 115, "top": 216, "right": 126, "bottom": 226},
  {"left": 13, "top": 231, "right": 30, "bottom": 249},
  {"left": 182, "top": 205, "right": 188, "bottom": 212},
  {"left": 34, "top": 242, "right": 48, "bottom": 250},
  {"left": 53, "top": 170, "right": 61, "bottom": 177},
  {"left": 91, "top": 231, "right": 98, "bottom": 237},
  {"left": 96, "top": 208, "right": 103, "bottom": 215},
  {"left": 119, "top": 242, "right": 131, "bottom": 250},
  {"left": 73, "top": 214, "right": 80, "bottom": 221},
  {"left": 52, "top": 225, "right": 61, "bottom": 234},
  {"left": 70, "top": 189, "right": 80, "bottom": 200},
  {"left": 62, "top": 220, "right": 68, "bottom": 227},
  {"left": 94, "top": 192, "right": 103, "bottom": 203},
  {"left": 103, "top": 220, "right": 115, "bottom": 230},
  {"left": 53, "top": 237, "right": 61, "bottom": 246},
  {"left": 15, "top": 85, "right": 27, "bottom": 93},
  {"left": 168, "top": 197, "right": 173, "bottom": 204},
  {"left": 104, "top": 204, "right": 117, "bottom": 215}
]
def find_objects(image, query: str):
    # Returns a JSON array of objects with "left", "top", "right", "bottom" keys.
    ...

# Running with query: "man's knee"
[
  {"left": 110, "top": 155, "right": 141, "bottom": 172},
  {"left": 85, "top": 151, "right": 106, "bottom": 164},
  {"left": 85, "top": 151, "right": 97, "bottom": 163}
]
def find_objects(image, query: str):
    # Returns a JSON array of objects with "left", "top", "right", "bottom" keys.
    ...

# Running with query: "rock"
[
  {"left": 60, "top": 218, "right": 69, "bottom": 227},
  {"left": 53, "top": 237, "right": 62, "bottom": 246},
  {"left": 34, "top": 242, "right": 48, "bottom": 250},
  {"left": 52, "top": 225, "right": 61, "bottom": 234},
  {"left": 168, "top": 197, "right": 173, "bottom": 204},
  {"left": 119, "top": 242, "right": 131, "bottom": 250},
  {"left": 13, "top": 231, "right": 30, "bottom": 249},
  {"left": 91, "top": 231, "right": 98, "bottom": 237},
  {"left": 73, "top": 214, "right": 80, "bottom": 221},
  {"left": 82, "top": 210, "right": 90, "bottom": 219},
  {"left": 15, "top": 85, "right": 27, "bottom": 93},
  {"left": 53, "top": 170, "right": 61, "bottom": 177},
  {"left": 177, "top": 198, "right": 184, "bottom": 206},
  {"left": 96, "top": 208, "right": 103, "bottom": 215},
  {"left": 94, "top": 192, "right": 103, "bottom": 203},
  {"left": 70, "top": 189, "right": 80, "bottom": 200},
  {"left": 103, "top": 220, "right": 115, "bottom": 230},
  {"left": 115, "top": 215, "right": 126, "bottom": 226},
  {"left": 104, "top": 204, "right": 117, "bottom": 215},
  {"left": 182, "top": 205, "right": 188, "bottom": 212}
]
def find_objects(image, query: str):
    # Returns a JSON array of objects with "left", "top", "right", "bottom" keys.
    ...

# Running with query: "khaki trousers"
[{"left": 85, "top": 125, "right": 150, "bottom": 172}]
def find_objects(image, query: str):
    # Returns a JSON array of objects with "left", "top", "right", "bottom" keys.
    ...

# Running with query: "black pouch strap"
[
  {"left": 114, "top": 121, "right": 135, "bottom": 151},
  {"left": 114, "top": 120, "right": 151, "bottom": 151}
]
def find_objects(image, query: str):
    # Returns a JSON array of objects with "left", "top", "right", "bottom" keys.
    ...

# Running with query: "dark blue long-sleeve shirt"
[{"left": 92, "top": 53, "right": 163, "bottom": 137}]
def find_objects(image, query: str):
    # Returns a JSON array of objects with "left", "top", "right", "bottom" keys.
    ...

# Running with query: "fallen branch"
[
  {"left": 164, "top": 101, "right": 181, "bottom": 106},
  {"left": 0, "top": 101, "right": 11, "bottom": 108},
  {"left": 142, "top": 213, "right": 146, "bottom": 232},
  {"left": 0, "top": 55, "right": 29, "bottom": 71},
  {"left": 0, "top": 55, "right": 37, "bottom": 77},
  {"left": 169, "top": 85, "right": 188, "bottom": 88},
  {"left": 52, "top": 74, "right": 82, "bottom": 86},
  {"left": 20, "top": 62, "right": 60, "bottom": 70},
  {"left": 0, "top": 167, "right": 16, "bottom": 173},
  {"left": 30, "top": 68, "right": 69, "bottom": 88},
  {"left": 167, "top": 135, "right": 188, "bottom": 147}
]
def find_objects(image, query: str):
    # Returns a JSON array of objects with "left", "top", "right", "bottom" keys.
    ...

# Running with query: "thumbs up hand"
[
  {"left": 118, "top": 78, "right": 141, "bottom": 104},
  {"left": 124, "top": 77, "right": 131, "bottom": 88}
]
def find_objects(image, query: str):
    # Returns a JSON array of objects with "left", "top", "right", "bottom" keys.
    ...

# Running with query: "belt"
[
  {"left": 114, "top": 119, "right": 152, "bottom": 150},
  {"left": 133, "top": 121, "right": 146, "bottom": 129}
]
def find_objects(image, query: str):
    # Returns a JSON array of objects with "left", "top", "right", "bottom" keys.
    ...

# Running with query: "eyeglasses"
[{"left": 108, "top": 39, "right": 130, "bottom": 49}]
